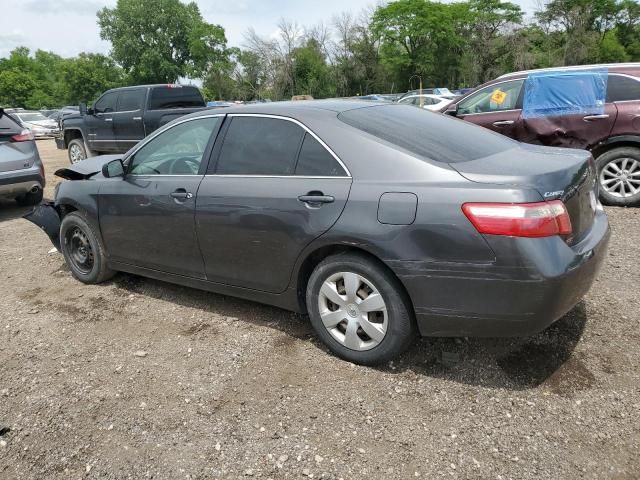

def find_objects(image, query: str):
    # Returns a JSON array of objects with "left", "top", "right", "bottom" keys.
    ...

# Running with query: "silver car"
[
  {"left": 0, "top": 109, "right": 45, "bottom": 206},
  {"left": 12, "top": 111, "right": 60, "bottom": 138}
]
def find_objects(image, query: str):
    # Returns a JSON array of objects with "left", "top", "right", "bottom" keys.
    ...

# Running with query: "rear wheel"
[
  {"left": 596, "top": 147, "right": 640, "bottom": 206},
  {"left": 306, "top": 253, "right": 416, "bottom": 365},
  {"left": 60, "top": 212, "right": 115, "bottom": 284}
]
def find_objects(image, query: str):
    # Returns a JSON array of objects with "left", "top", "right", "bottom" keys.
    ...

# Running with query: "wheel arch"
[
  {"left": 591, "top": 135, "right": 640, "bottom": 159},
  {"left": 63, "top": 128, "right": 84, "bottom": 148},
  {"left": 293, "top": 243, "right": 415, "bottom": 316}
]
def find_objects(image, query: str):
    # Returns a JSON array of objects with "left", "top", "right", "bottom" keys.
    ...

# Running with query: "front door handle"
[
  {"left": 104, "top": 118, "right": 113, "bottom": 122},
  {"left": 583, "top": 114, "right": 609, "bottom": 121},
  {"left": 132, "top": 117, "right": 142, "bottom": 121},
  {"left": 170, "top": 190, "right": 193, "bottom": 200},
  {"left": 298, "top": 194, "right": 335, "bottom": 205},
  {"left": 493, "top": 120, "right": 514, "bottom": 126}
]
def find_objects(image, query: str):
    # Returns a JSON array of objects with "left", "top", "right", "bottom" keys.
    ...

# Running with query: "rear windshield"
[
  {"left": 338, "top": 104, "right": 516, "bottom": 163},
  {"left": 0, "top": 111, "right": 21, "bottom": 132},
  {"left": 148, "top": 86, "right": 205, "bottom": 110}
]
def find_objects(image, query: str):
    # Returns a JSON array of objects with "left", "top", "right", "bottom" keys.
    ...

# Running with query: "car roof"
[
  {"left": 107, "top": 84, "right": 202, "bottom": 92},
  {"left": 184, "top": 99, "right": 384, "bottom": 120},
  {"left": 498, "top": 63, "right": 640, "bottom": 79}
]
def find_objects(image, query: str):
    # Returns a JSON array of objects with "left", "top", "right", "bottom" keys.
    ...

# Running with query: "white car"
[
  {"left": 397, "top": 94, "right": 453, "bottom": 111},
  {"left": 11, "top": 111, "right": 60, "bottom": 138}
]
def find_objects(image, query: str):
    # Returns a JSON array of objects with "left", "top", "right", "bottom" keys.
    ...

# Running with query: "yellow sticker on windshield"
[{"left": 491, "top": 89, "right": 507, "bottom": 105}]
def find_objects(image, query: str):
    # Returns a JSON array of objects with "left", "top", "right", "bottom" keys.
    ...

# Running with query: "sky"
[{"left": 0, "top": 0, "right": 537, "bottom": 59}]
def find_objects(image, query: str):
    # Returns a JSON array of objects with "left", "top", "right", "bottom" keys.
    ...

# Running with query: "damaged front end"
[{"left": 23, "top": 202, "right": 61, "bottom": 251}]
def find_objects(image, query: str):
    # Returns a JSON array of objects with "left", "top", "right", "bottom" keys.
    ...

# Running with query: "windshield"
[
  {"left": 18, "top": 112, "right": 49, "bottom": 122},
  {"left": 338, "top": 104, "right": 517, "bottom": 163}
]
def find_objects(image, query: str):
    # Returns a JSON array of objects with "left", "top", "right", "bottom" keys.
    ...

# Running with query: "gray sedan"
[
  {"left": 0, "top": 109, "right": 45, "bottom": 206},
  {"left": 25, "top": 101, "right": 610, "bottom": 364}
]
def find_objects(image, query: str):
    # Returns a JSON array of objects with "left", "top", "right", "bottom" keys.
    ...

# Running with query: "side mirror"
[
  {"left": 102, "top": 159, "right": 125, "bottom": 178},
  {"left": 79, "top": 103, "right": 87, "bottom": 116},
  {"left": 445, "top": 104, "right": 458, "bottom": 116}
]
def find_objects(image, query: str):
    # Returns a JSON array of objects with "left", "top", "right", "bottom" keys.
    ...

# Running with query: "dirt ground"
[{"left": 1, "top": 140, "right": 639, "bottom": 479}]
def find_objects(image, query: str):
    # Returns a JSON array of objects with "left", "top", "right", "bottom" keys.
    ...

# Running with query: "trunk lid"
[{"left": 451, "top": 143, "right": 598, "bottom": 243}]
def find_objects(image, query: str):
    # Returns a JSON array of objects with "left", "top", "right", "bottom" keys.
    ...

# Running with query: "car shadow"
[
  {"left": 0, "top": 199, "right": 31, "bottom": 223},
  {"left": 109, "top": 272, "right": 587, "bottom": 392}
]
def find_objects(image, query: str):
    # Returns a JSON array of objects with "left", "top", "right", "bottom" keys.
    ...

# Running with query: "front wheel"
[
  {"left": 68, "top": 138, "right": 88, "bottom": 164},
  {"left": 596, "top": 147, "right": 640, "bottom": 206},
  {"left": 306, "top": 253, "right": 416, "bottom": 365},
  {"left": 60, "top": 212, "right": 115, "bottom": 284}
]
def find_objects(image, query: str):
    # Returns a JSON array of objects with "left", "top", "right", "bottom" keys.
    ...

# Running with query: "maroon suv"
[{"left": 441, "top": 63, "right": 640, "bottom": 206}]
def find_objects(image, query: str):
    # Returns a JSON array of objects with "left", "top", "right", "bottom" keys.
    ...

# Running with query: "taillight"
[
  {"left": 462, "top": 200, "right": 572, "bottom": 238},
  {"left": 11, "top": 129, "right": 34, "bottom": 142}
]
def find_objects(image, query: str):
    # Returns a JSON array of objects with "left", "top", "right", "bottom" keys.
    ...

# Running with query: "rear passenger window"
[
  {"left": 295, "top": 133, "right": 346, "bottom": 177},
  {"left": 607, "top": 75, "right": 640, "bottom": 102},
  {"left": 117, "top": 90, "right": 143, "bottom": 111},
  {"left": 215, "top": 117, "right": 304, "bottom": 175}
]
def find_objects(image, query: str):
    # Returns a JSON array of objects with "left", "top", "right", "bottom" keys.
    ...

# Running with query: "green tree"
[
  {"left": 62, "top": 53, "right": 126, "bottom": 104},
  {"left": 97, "top": 0, "right": 229, "bottom": 83}
]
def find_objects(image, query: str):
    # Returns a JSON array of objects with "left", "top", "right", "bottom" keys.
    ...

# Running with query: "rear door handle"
[
  {"left": 298, "top": 195, "right": 335, "bottom": 204},
  {"left": 104, "top": 118, "right": 113, "bottom": 122},
  {"left": 583, "top": 114, "right": 609, "bottom": 121},
  {"left": 492, "top": 120, "right": 514, "bottom": 126}
]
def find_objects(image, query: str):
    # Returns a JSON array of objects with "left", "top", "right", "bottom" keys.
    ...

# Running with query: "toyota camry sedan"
[{"left": 25, "top": 100, "right": 610, "bottom": 365}]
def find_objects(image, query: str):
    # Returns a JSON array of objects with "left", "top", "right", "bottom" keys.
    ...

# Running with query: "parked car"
[
  {"left": 397, "top": 93, "right": 453, "bottom": 111},
  {"left": 11, "top": 110, "right": 60, "bottom": 138},
  {"left": 26, "top": 101, "right": 609, "bottom": 364},
  {"left": 0, "top": 108, "right": 45, "bottom": 206},
  {"left": 57, "top": 84, "right": 207, "bottom": 164},
  {"left": 440, "top": 63, "right": 640, "bottom": 206}
]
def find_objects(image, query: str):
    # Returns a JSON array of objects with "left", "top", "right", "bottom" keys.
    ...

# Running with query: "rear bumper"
[
  {"left": 396, "top": 208, "right": 610, "bottom": 337},
  {"left": 0, "top": 166, "right": 45, "bottom": 198}
]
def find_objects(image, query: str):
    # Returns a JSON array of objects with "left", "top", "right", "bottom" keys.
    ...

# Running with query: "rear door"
[
  {"left": 113, "top": 88, "right": 146, "bottom": 151},
  {"left": 607, "top": 73, "right": 640, "bottom": 138},
  {"left": 454, "top": 79, "right": 524, "bottom": 139},
  {"left": 195, "top": 114, "right": 352, "bottom": 293},
  {"left": 86, "top": 91, "right": 118, "bottom": 151}
]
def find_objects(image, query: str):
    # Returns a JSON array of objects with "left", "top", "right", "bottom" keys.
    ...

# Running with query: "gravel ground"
[{"left": 0, "top": 140, "right": 639, "bottom": 479}]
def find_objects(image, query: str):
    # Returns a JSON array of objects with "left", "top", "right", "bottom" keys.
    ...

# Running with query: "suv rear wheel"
[
  {"left": 306, "top": 253, "right": 416, "bottom": 365},
  {"left": 596, "top": 147, "right": 640, "bottom": 206}
]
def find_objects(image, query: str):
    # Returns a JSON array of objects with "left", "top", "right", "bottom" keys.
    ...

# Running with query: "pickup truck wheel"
[
  {"left": 596, "top": 147, "right": 640, "bottom": 207},
  {"left": 68, "top": 139, "right": 88, "bottom": 164}
]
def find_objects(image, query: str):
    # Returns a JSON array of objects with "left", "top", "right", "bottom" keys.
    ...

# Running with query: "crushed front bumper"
[{"left": 23, "top": 202, "right": 61, "bottom": 250}]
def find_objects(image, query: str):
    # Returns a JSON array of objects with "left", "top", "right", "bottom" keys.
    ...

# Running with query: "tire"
[
  {"left": 306, "top": 253, "right": 416, "bottom": 365},
  {"left": 596, "top": 147, "right": 640, "bottom": 207},
  {"left": 16, "top": 188, "right": 43, "bottom": 207},
  {"left": 68, "top": 138, "right": 89, "bottom": 164},
  {"left": 60, "top": 212, "right": 115, "bottom": 284}
]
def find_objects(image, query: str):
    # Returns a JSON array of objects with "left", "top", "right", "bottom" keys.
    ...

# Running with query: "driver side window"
[
  {"left": 128, "top": 117, "right": 221, "bottom": 176},
  {"left": 457, "top": 80, "right": 524, "bottom": 115}
]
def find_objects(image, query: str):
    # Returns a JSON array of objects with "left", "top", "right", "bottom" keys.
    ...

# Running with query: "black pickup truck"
[{"left": 57, "top": 84, "right": 207, "bottom": 164}]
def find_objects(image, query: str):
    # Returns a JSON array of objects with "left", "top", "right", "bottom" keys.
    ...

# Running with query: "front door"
[
  {"left": 454, "top": 79, "right": 525, "bottom": 139},
  {"left": 86, "top": 91, "right": 118, "bottom": 152},
  {"left": 196, "top": 115, "right": 352, "bottom": 293},
  {"left": 99, "top": 116, "right": 223, "bottom": 278}
]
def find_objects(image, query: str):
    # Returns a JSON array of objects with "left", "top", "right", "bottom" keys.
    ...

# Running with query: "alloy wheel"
[
  {"left": 69, "top": 144, "right": 85, "bottom": 164},
  {"left": 599, "top": 157, "right": 640, "bottom": 198},
  {"left": 318, "top": 272, "right": 388, "bottom": 351}
]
